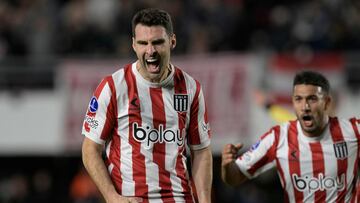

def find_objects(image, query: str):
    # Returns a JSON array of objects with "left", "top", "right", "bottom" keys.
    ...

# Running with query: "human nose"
[
  {"left": 302, "top": 101, "right": 310, "bottom": 111},
  {"left": 146, "top": 44, "right": 156, "bottom": 55}
]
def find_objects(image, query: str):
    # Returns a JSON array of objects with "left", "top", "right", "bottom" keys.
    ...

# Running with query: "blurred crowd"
[{"left": 0, "top": 0, "right": 360, "bottom": 61}]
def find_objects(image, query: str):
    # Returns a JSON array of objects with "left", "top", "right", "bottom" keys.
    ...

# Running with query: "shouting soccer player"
[
  {"left": 222, "top": 70, "right": 360, "bottom": 203},
  {"left": 81, "top": 8, "right": 212, "bottom": 203}
]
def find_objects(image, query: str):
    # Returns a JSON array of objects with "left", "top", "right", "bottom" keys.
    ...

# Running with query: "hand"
[
  {"left": 221, "top": 143, "right": 243, "bottom": 168},
  {"left": 106, "top": 194, "right": 143, "bottom": 203},
  {"left": 221, "top": 143, "right": 246, "bottom": 186}
]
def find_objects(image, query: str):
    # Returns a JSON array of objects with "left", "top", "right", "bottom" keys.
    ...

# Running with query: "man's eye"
[
  {"left": 137, "top": 41, "right": 147, "bottom": 45},
  {"left": 308, "top": 96, "right": 318, "bottom": 102}
]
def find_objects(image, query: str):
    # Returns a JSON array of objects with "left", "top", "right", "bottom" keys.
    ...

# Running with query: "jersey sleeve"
[
  {"left": 188, "top": 82, "right": 211, "bottom": 150},
  {"left": 82, "top": 76, "right": 117, "bottom": 145},
  {"left": 235, "top": 126, "right": 280, "bottom": 179}
]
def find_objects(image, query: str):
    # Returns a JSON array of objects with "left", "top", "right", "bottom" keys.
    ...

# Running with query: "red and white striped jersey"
[
  {"left": 236, "top": 117, "right": 360, "bottom": 203},
  {"left": 82, "top": 62, "right": 211, "bottom": 203}
]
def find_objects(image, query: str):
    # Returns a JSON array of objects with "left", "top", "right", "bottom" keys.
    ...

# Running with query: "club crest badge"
[
  {"left": 333, "top": 142, "right": 348, "bottom": 160},
  {"left": 173, "top": 94, "right": 189, "bottom": 112}
]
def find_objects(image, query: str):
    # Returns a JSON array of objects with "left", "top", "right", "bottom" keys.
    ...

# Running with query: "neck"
[{"left": 136, "top": 63, "right": 172, "bottom": 83}]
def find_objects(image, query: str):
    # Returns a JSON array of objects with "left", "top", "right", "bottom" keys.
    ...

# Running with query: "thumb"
[{"left": 234, "top": 143, "right": 243, "bottom": 151}]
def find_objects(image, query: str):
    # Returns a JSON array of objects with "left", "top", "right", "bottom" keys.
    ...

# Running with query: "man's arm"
[
  {"left": 82, "top": 137, "right": 140, "bottom": 203},
  {"left": 191, "top": 146, "right": 213, "bottom": 203},
  {"left": 221, "top": 143, "right": 248, "bottom": 186}
]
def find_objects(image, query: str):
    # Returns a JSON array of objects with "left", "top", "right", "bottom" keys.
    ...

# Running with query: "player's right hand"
[{"left": 221, "top": 143, "right": 243, "bottom": 167}]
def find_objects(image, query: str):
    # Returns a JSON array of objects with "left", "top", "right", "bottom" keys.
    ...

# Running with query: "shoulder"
[
  {"left": 107, "top": 63, "right": 133, "bottom": 83},
  {"left": 330, "top": 116, "right": 359, "bottom": 126},
  {"left": 173, "top": 66, "right": 200, "bottom": 84},
  {"left": 259, "top": 121, "right": 295, "bottom": 145},
  {"left": 263, "top": 121, "right": 293, "bottom": 137}
]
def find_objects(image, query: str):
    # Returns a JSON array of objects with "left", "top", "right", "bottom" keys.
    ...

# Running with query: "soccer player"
[
  {"left": 81, "top": 8, "right": 212, "bottom": 203},
  {"left": 222, "top": 70, "right": 360, "bottom": 202}
]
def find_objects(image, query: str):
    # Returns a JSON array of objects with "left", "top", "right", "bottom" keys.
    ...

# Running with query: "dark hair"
[
  {"left": 293, "top": 70, "right": 330, "bottom": 94},
  {"left": 131, "top": 8, "right": 173, "bottom": 37}
]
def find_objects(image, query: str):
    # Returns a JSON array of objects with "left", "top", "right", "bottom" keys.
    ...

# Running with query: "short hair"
[
  {"left": 131, "top": 8, "right": 173, "bottom": 37},
  {"left": 293, "top": 70, "right": 330, "bottom": 94}
]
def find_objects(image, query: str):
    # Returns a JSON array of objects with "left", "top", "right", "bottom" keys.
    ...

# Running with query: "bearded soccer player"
[
  {"left": 222, "top": 70, "right": 360, "bottom": 203},
  {"left": 81, "top": 8, "right": 212, "bottom": 203}
]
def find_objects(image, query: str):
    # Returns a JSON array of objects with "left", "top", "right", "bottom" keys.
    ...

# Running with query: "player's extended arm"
[
  {"left": 191, "top": 146, "right": 213, "bottom": 203},
  {"left": 221, "top": 143, "right": 248, "bottom": 186},
  {"left": 82, "top": 137, "right": 140, "bottom": 203}
]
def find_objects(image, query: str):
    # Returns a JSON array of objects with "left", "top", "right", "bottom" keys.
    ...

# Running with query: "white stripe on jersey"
[{"left": 86, "top": 82, "right": 112, "bottom": 144}]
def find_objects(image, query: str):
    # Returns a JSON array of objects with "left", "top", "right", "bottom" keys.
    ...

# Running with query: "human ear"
[{"left": 171, "top": 34, "right": 176, "bottom": 49}]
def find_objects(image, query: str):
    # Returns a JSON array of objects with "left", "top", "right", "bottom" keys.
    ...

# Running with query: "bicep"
[{"left": 82, "top": 136, "right": 103, "bottom": 158}]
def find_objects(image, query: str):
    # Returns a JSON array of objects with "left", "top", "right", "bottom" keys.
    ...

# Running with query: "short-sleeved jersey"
[
  {"left": 236, "top": 117, "right": 360, "bottom": 203},
  {"left": 82, "top": 62, "right": 211, "bottom": 203}
]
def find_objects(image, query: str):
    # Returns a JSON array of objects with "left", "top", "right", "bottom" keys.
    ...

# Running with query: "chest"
[
  {"left": 279, "top": 138, "right": 358, "bottom": 176},
  {"left": 118, "top": 87, "right": 191, "bottom": 129}
]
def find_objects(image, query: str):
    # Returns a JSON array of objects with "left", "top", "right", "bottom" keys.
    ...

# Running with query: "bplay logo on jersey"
[
  {"left": 89, "top": 96, "right": 99, "bottom": 113},
  {"left": 132, "top": 122, "right": 185, "bottom": 148},
  {"left": 292, "top": 173, "right": 345, "bottom": 193}
]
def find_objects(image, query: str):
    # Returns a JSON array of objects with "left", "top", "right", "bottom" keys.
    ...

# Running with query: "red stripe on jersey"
[
  {"left": 174, "top": 68, "right": 194, "bottom": 203},
  {"left": 329, "top": 117, "right": 347, "bottom": 203},
  {"left": 109, "top": 133, "right": 122, "bottom": 193},
  {"left": 124, "top": 65, "right": 149, "bottom": 198},
  {"left": 188, "top": 80, "right": 201, "bottom": 145},
  {"left": 248, "top": 126, "right": 280, "bottom": 175},
  {"left": 150, "top": 87, "right": 175, "bottom": 202},
  {"left": 288, "top": 121, "right": 303, "bottom": 203},
  {"left": 309, "top": 142, "right": 326, "bottom": 202},
  {"left": 349, "top": 118, "right": 360, "bottom": 203}
]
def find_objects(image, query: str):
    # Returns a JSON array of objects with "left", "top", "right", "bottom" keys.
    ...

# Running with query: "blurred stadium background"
[{"left": 0, "top": 0, "right": 360, "bottom": 202}]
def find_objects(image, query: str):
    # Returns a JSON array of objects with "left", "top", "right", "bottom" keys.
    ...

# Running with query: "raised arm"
[{"left": 221, "top": 143, "right": 248, "bottom": 186}]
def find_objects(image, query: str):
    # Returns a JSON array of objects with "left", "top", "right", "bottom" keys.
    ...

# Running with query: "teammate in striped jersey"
[
  {"left": 81, "top": 8, "right": 212, "bottom": 203},
  {"left": 222, "top": 70, "right": 360, "bottom": 203}
]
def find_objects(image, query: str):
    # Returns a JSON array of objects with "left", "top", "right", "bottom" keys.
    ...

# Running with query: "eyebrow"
[{"left": 136, "top": 38, "right": 165, "bottom": 45}]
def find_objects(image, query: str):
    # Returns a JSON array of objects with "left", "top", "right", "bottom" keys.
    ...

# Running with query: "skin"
[
  {"left": 132, "top": 24, "right": 176, "bottom": 83},
  {"left": 292, "top": 84, "right": 331, "bottom": 137},
  {"left": 221, "top": 143, "right": 247, "bottom": 186},
  {"left": 191, "top": 147, "right": 213, "bottom": 203},
  {"left": 83, "top": 23, "right": 212, "bottom": 203},
  {"left": 221, "top": 84, "right": 331, "bottom": 186}
]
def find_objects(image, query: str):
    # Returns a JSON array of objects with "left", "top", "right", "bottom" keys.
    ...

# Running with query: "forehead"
[
  {"left": 134, "top": 24, "right": 168, "bottom": 40},
  {"left": 293, "top": 84, "right": 323, "bottom": 96}
]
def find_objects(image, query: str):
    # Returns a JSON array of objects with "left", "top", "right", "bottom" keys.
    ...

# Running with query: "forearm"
[
  {"left": 191, "top": 147, "right": 213, "bottom": 203},
  {"left": 82, "top": 137, "right": 118, "bottom": 201},
  {"left": 221, "top": 161, "right": 247, "bottom": 186}
]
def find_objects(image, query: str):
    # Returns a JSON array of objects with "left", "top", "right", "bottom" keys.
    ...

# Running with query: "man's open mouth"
[
  {"left": 146, "top": 58, "right": 160, "bottom": 73},
  {"left": 302, "top": 115, "right": 313, "bottom": 127}
]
